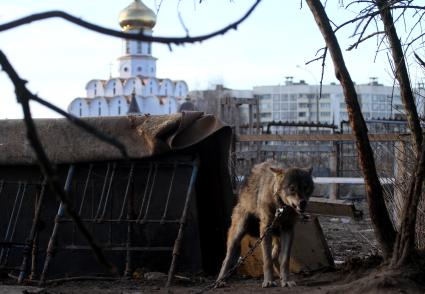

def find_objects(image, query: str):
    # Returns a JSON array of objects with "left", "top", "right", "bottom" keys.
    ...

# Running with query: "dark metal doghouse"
[{"left": 0, "top": 113, "right": 233, "bottom": 284}]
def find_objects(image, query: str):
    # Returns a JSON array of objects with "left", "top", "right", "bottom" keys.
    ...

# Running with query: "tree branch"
[
  {"left": 0, "top": 50, "right": 116, "bottom": 274},
  {"left": 0, "top": 0, "right": 262, "bottom": 45}
]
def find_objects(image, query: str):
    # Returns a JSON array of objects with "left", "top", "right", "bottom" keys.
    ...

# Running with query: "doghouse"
[{"left": 0, "top": 113, "right": 233, "bottom": 282}]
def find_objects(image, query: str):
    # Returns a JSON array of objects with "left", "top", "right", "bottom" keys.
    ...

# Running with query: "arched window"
[
  {"left": 79, "top": 102, "right": 82, "bottom": 117},
  {"left": 98, "top": 101, "right": 102, "bottom": 116},
  {"left": 113, "top": 82, "right": 116, "bottom": 95},
  {"left": 137, "top": 41, "right": 142, "bottom": 54},
  {"left": 147, "top": 43, "right": 151, "bottom": 54},
  {"left": 118, "top": 100, "right": 121, "bottom": 115},
  {"left": 125, "top": 41, "right": 130, "bottom": 54}
]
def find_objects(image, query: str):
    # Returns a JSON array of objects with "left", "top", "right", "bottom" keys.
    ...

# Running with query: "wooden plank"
[
  {"left": 313, "top": 177, "right": 394, "bottom": 184},
  {"left": 261, "top": 144, "right": 333, "bottom": 152},
  {"left": 307, "top": 197, "right": 363, "bottom": 219},
  {"left": 238, "top": 133, "right": 408, "bottom": 142}
]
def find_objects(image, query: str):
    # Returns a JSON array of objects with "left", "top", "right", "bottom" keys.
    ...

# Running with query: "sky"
[{"left": 0, "top": 0, "right": 422, "bottom": 119}]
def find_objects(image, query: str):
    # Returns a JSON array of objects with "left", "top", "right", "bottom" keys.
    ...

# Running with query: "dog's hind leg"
[
  {"left": 216, "top": 206, "right": 248, "bottom": 284},
  {"left": 279, "top": 228, "right": 296, "bottom": 287}
]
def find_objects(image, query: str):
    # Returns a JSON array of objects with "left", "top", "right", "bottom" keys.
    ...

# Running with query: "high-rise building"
[
  {"left": 253, "top": 77, "right": 405, "bottom": 125},
  {"left": 68, "top": 0, "right": 189, "bottom": 117}
]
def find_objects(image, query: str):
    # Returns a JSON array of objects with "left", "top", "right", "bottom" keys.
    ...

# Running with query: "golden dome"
[{"left": 119, "top": 0, "right": 156, "bottom": 31}]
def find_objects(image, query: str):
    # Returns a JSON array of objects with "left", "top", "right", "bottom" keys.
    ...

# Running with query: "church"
[{"left": 68, "top": 0, "right": 189, "bottom": 117}]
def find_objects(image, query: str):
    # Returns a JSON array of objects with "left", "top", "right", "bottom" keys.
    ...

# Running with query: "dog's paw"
[
  {"left": 262, "top": 280, "right": 277, "bottom": 288},
  {"left": 281, "top": 280, "right": 296, "bottom": 288},
  {"left": 214, "top": 280, "right": 227, "bottom": 288}
]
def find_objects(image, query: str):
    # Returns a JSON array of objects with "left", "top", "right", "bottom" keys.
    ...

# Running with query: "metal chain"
[{"left": 195, "top": 206, "right": 288, "bottom": 294}]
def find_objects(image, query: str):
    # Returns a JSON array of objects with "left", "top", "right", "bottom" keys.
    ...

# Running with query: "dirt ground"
[{"left": 1, "top": 201, "right": 424, "bottom": 294}]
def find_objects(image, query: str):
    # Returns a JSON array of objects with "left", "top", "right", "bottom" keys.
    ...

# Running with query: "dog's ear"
[
  {"left": 270, "top": 167, "right": 284, "bottom": 175},
  {"left": 304, "top": 167, "right": 313, "bottom": 175}
]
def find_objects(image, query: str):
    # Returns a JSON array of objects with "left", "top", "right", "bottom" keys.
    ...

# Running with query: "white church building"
[{"left": 68, "top": 0, "right": 189, "bottom": 117}]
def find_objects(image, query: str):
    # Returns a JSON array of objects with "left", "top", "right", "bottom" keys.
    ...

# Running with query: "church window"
[
  {"left": 137, "top": 42, "right": 142, "bottom": 54},
  {"left": 150, "top": 67, "right": 153, "bottom": 73},
  {"left": 124, "top": 67, "right": 128, "bottom": 72},
  {"left": 125, "top": 41, "right": 130, "bottom": 54},
  {"left": 98, "top": 101, "right": 102, "bottom": 116},
  {"left": 148, "top": 43, "right": 151, "bottom": 54},
  {"left": 137, "top": 66, "right": 142, "bottom": 72}
]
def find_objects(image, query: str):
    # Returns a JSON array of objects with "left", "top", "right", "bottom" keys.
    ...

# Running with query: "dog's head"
[{"left": 270, "top": 166, "right": 314, "bottom": 214}]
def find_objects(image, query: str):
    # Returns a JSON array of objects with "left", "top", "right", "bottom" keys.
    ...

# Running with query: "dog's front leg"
[
  {"left": 260, "top": 220, "right": 276, "bottom": 288},
  {"left": 279, "top": 229, "right": 296, "bottom": 287}
]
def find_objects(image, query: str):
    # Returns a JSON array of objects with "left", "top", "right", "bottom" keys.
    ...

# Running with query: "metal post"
[
  {"left": 165, "top": 160, "right": 199, "bottom": 288},
  {"left": 329, "top": 143, "right": 338, "bottom": 200},
  {"left": 18, "top": 179, "right": 47, "bottom": 283},
  {"left": 39, "top": 165, "right": 75, "bottom": 285}
]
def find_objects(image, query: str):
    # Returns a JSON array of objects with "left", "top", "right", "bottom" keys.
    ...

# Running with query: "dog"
[{"left": 216, "top": 160, "right": 314, "bottom": 288}]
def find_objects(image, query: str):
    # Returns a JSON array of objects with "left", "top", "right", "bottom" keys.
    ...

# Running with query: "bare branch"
[
  {"left": 0, "top": 0, "right": 262, "bottom": 45},
  {"left": 0, "top": 50, "right": 116, "bottom": 274},
  {"left": 347, "top": 31, "right": 385, "bottom": 50}
]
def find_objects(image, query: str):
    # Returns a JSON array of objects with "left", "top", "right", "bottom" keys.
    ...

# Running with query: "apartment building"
[{"left": 253, "top": 77, "right": 405, "bottom": 125}]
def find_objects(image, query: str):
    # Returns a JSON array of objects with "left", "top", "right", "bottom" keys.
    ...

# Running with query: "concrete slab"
[{"left": 238, "top": 216, "right": 334, "bottom": 277}]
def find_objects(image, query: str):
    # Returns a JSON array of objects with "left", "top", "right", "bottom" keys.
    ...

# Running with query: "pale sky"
[{"left": 0, "top": 0, "right": 422, "bottom": 119}]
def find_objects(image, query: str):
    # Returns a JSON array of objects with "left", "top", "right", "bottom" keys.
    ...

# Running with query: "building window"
[
  {"left": 137, "top": 66, "right": 142, "bottom": 72},
  {"left": 124, "top": 67, "right": 128, "bottom": 72},
  {"left": 118, "top": 106, "right": 121, "bottom": 115},
  {"left": 125, "top": 41, "right": 130, "bottom": 54},
  {"left": 137, "top": 41, "right": 142, "bottom": 54},
  {"left": 150, "top": 67, "right": 154, "bottom": 73},
  {"left": 148, "top": 43, "right": 151, "bottom": 54}
]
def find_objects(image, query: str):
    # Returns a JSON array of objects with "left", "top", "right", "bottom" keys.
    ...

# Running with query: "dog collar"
[{"left": 274, "top": 192, "right": 291, "bottom": 212}]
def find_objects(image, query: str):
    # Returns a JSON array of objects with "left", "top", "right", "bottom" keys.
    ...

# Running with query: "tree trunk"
[
  {"left": 306, "top": 0, "right": 396, "bottom": 259},
  {"left": 374, "top": 0, "right": 424, "bottom": 267},
  {"left": 375, "top": 0, "right": 423, "bottom": 154},
  {"left": 392, "top": 143, "right": 425, "bottom": 267}
]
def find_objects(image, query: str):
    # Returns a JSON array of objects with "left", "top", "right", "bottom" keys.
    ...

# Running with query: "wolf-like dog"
[{"left": 216, "top": 160, "right": 314, "bottom": 288}]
